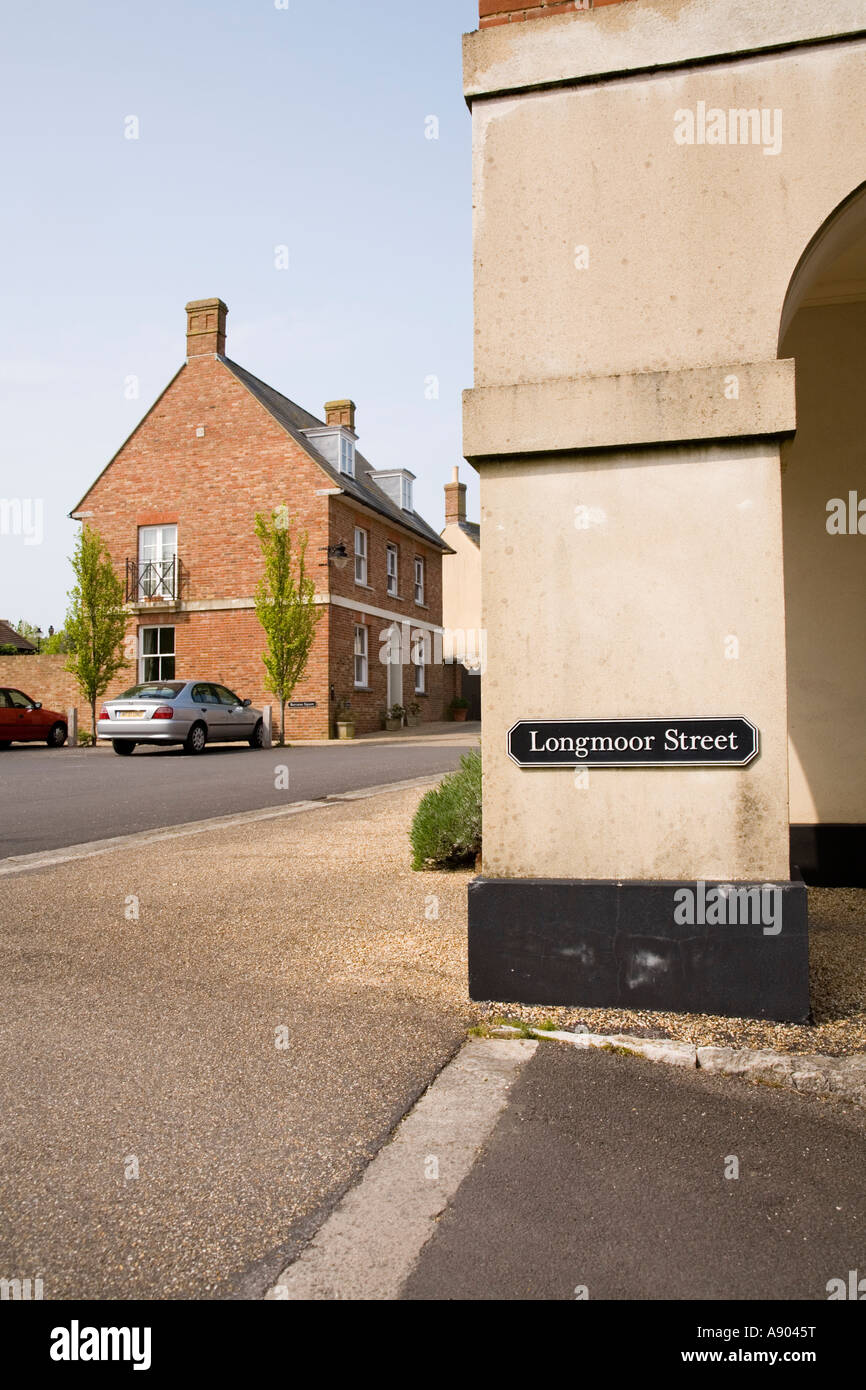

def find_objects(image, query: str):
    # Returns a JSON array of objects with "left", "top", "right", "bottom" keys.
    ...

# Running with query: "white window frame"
[
  {"left": 386, "top": 543, "right": 399, "bottom": 597},
  {"left": 414, "top": 556, "right": 425, "bottom": 605},
  {"left": 354, "top": 527, "right": 368, "bottom": 585},
  {"left": 137, "top": 524, "right": 178, "bottom": 599},
  {"left": 139, "top": 625, "right": 175, "bottom": 682},
  {"left": 414, "top": 630, "right": 429, "bottom": 694},
  {"left": 340, "top": 435, "right": 355, "bottom": 478},
  {"left": 401, "top": 477, "right": 413, "bottom": 511},
  {"left": 353, "top": 624, "right": 369, "bottom": 688}
]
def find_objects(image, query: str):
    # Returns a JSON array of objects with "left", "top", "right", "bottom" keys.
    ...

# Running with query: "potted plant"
[
  {"left": 334, "top": 698, "right": 356, "bottom": 740},
  {"left": 406, "top": 700, "right": 421, "bottom": 728},
  {"left": 449, "top": 695, "right": 470, "bottom": 722},
  {"left": 385, "top": 703, "right": 406, "bottom": 732}
]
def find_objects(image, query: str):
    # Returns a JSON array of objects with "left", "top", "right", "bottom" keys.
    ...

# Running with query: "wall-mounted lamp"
[{"left": 319, "top": 543, "right": 349, "bottom": 570}]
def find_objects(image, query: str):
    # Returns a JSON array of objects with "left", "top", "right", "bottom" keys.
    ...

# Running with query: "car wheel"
[
  {"left": 112, "top": 739, "right": 136, "bottom": 756},
  {"left": 248, "top": 719, "right": 264, "bottom": 749},
  {"left": 47, "top": 722, "right": 68, "bottom": 748},
  {"left": 184, "top": 722, "right": 207, "bottom": 755},
  {"left": 0, "top": 741, "right": 10, "bottom": 749}
]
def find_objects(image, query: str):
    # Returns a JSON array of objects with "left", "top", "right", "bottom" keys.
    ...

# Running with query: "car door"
[
  {"left": 212, "top": 685, "right": 253, "bottom": 740},
  {"left": 7, "top": 689, "right": 40, "bottom": 741},
  {"left": 189, "top": 682, "right": 222, "bottom": 739},
  {"left": 0, "top": 690, "right": 12, "bottom": 741}
]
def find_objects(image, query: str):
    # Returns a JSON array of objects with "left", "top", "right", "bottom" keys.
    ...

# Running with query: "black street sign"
[{"left": 507, "top": 717, "right": 759, "bottom": 768}]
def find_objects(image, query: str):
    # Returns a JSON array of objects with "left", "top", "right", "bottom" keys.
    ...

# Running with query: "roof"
[
  {"left": 458, "top": 521, "right": 480, "bottom": 547},
  {"left": 0, "top": 620, "right": 36, "bottom": 652},
  {"left": 221, "top": 357, "right": 450, "bottom": 552}
]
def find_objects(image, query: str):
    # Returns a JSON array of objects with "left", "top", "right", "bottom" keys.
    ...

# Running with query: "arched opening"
[{"left": 780, "top": 186, "right": 866, "bottom": 885}]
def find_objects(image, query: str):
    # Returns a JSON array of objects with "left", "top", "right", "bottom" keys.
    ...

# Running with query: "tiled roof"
[
  {"left": 0, "top": 620, "right": 37, "bottom": 652},
  {"left": 221, "top": 358, "right": 449, "bottom": 552}
]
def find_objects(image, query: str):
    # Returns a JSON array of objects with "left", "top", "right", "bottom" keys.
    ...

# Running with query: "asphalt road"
[
  {"left": 402, "top": 1044, "right": 866, "bottom": 1301},
  {"left": 0, "top": 730, "right": 479, "bottom": 858}
]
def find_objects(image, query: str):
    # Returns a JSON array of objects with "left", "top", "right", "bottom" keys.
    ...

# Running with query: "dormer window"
[
  {"left": 370, "top": 468, "right": 416, "bottom": 513},
  {"left": 340, "top": 435, "right": 355, "bottom": 477},
  {"left": 301, "top": 424, "right": 357, "bottom": 478}
]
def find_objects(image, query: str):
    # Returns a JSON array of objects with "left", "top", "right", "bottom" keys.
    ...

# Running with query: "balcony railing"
[{"left": 125, "top": 556, "right": 187, "bottom": 603}]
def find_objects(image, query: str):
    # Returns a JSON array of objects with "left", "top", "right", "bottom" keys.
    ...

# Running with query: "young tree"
[
  {"left": 64, "top": 525, "right": 129, "bottom": 738},
  {"left": 254, "top": 505, "right": 322, "bottom": 745}
]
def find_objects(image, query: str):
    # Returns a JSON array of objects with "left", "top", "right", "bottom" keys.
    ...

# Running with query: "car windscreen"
[{"left": 115, "top": 683, "right": 185, "bottom": 701}]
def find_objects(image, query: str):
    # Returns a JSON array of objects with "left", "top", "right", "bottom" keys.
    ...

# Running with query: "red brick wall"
[
  {"left": 480, "top": 0, "right": 634, "bottom": 27},
  {"left": 327, "top": 497, "right": 448, "bottom": 731},
  {"left": 0, "top": 656, "right": 85, "bottom": 725}
]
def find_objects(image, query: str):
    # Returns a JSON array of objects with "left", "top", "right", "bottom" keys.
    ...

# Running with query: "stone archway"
[{"left": 779, "top": 187, "right": 866, "bottom": 885}]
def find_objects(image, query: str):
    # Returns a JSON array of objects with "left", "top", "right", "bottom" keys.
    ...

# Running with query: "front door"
[{"left": 386, "top": 628, "right": 403, "bottom": 713}]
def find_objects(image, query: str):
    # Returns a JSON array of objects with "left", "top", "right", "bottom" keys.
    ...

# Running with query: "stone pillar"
[
  {"left": 459, "top": 0, "right": 866, "bottom": 1021},
  {"left": 262, "top": 705, "right": 273, "bottom": 750}
]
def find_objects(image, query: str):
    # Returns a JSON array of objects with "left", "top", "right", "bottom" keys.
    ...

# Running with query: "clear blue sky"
[{"left": 0, "top": 0, "right": 478, "bottom": 632}]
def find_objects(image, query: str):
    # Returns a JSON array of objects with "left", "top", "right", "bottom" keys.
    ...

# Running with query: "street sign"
[
  {"left": 507, "top": 717, "right": 759, "bottom": 768},
  {"left": 288, "top": 701, "right": 317, "bottom": 709}
]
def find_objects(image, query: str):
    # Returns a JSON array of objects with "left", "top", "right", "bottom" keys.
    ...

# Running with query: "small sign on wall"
[
  {"left": 508, "top": 717, "right": 759, "bottom": 768},
  {"left": 288, "top": 701, "right": 317, "bottom": 709}
]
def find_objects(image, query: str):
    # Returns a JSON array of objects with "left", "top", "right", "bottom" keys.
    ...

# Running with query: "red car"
[{"left": 0, "top": 688, "right": 68, "bottom": 747}]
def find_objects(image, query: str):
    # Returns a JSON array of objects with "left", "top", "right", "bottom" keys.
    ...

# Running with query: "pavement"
[
  {"left": 401, "top": 1042, "right": 866, "bottom": 1302},
  {"left": 4, "top": 765, "right": 864, "bottom": 1306},
  {"left": 0, "top": 723, "right": 480, "bottom": 857},
  {"left": 0, "top": 783, "right": 475, "bottom": 1299}
]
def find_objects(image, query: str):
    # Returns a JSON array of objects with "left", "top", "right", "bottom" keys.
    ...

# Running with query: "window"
[
  {"left": 401, "top": 477, "right": 413, "bottom": 511},
  {"left": 213, "top": 684, "right": 243, "bottom": 706},
  {"left": 340, "top": 436, "right": 355, "bottom": 477},
  {"left": 414, "top": 556, "right": 425, "bottom": 605},
  {"left": 140, "top": 626, "right": 175, "bottom": 681},
  {"left": 354, "top": 527, "right": 368, "bottom": 585},
  {"left": 354, "top": 624, "right": 369, "bottom": 688},
  {"left": 137, "top": 525, "right": 178, "bottom": 598},
  {"left": 7, "top": 689, "right": 33, "bottom": 709},
  {"left": 386, "top": 544, "right": 399, "bottom": 597},
  {"left": 414, "top": 631, "right": 429, "bottom": 695}
]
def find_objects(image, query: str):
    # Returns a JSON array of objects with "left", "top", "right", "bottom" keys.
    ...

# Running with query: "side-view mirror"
[
  {"left": 32, "top": 702, "right": 42, "bottom": 710},
  {"left": 242, "top": 698, "right": 252, "bottom": 708}
]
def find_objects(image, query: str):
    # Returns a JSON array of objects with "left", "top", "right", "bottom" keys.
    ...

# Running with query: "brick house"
[{"left": 70, "top": 298, "right": 453, "bottom": 738}]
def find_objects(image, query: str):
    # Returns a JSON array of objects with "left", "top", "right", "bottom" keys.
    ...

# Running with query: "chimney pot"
[
  {"left": 185, "top": 298, "right": 227, "bottom": 358},
  {"left": 444, "top": 466, "right": 467, "bottom": 526}
]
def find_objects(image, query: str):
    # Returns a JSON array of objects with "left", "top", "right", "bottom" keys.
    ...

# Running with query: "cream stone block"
[{"left": 480, "top": 443, "right": 791, "bottom": 881}]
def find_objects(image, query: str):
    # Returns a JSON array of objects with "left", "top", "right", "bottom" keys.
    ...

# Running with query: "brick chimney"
[
  {"left": 185, "top": 298, "right": 227, "bottom": 358},
  {"left": 324, "top": 399, "right": 356, "bottom": 431},
  {"left": 445, "top": 465, "right": 467, "bottom": 525}
]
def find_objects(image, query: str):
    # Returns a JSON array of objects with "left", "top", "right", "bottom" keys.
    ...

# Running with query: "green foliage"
[
  {"left": 0, "top": 644, "right": 18, "bottom": 655},
  {"left": 12, "top": 620, "right": 68, "bottom": 653},
  {"left": 410, "top": 750, "right": 482, "bottom": 870},
  {"left": 63, "top": 526, "right": 128, "bottom": 738},
  {"left": 254, "top": 506, "right": 323, "bottom": 745}
]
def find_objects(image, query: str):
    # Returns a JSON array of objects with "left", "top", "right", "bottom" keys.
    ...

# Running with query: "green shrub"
[{"left": 410, "top": 750, "right": 481, "bottom": 870}]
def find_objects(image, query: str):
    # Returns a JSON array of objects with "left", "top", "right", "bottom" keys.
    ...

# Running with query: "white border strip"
[{"left": 266, "top": 1038, "right": 537, "bottom": 1301}]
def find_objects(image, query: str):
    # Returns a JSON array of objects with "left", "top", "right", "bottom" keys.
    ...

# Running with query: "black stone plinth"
[{"left": 468, "top": 876, "right": 810, "bottom": 1022}]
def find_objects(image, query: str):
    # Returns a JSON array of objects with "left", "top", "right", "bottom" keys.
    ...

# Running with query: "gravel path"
[{"left": 475, "top": 884, "right": 866, "bottom": 1055}]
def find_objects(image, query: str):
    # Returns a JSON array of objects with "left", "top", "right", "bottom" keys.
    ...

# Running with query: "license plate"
[{"left": 118, "top": 710, "right": 145, "bottom": 719}]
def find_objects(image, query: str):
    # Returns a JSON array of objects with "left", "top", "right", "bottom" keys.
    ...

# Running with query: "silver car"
[{"left": 98, "top": 680, "right": 265, "bottom": 756}]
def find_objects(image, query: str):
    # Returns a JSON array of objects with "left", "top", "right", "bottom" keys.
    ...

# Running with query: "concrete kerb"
[{"left": 492, "top": 1026, "right": 866, "bottom": 1108}]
